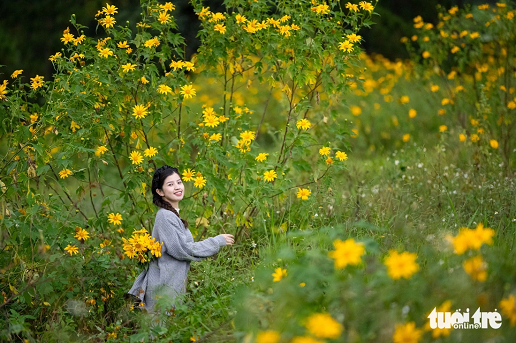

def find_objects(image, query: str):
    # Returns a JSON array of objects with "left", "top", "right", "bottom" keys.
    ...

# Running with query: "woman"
[{"left": 127, "top": 165, "right": 234, "bottom": 314}]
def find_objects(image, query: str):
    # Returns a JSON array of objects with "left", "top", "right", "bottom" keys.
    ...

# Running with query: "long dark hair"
[{"left": 152, "top": 165, "right": 188, "bottom": 229}]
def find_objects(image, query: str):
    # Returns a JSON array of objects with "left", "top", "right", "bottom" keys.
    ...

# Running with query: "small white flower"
[
  {"left": 395, "top": 160, "right": 400, "bottom": 165},
  {"left": 417, "top": 163, "right": 423, "bottom": 168}
]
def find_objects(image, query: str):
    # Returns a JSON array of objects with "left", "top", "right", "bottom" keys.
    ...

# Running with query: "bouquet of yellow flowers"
[{"left": 122, "top": 228, "right": 163, "bottom": 263}]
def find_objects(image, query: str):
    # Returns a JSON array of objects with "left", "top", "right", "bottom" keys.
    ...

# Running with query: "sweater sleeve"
[{"left": 157, "top": 211, "right": 227, "bottom": 261}]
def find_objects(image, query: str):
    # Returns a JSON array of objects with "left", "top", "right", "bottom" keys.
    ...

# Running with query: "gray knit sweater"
[{"left": 127, "top": 207, "right": 227, "bottom": 313}]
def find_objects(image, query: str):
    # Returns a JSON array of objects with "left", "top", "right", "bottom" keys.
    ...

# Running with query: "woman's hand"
[{"left": 221, "top": 234, "right": 234, "bottom": 245}]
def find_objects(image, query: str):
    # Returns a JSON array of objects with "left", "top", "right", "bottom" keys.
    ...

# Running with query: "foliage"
[{"left": 0, "top": 0, "right": 376, "bottom": 340}]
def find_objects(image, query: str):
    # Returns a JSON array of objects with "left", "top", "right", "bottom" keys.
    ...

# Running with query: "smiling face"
[{"left": 156, "top": 172, "right": 184, "bottom": 209}]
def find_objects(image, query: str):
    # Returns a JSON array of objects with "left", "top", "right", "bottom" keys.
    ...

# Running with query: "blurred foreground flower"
[
  {"left": 272, "top": 267, "right": 287, "bottom": 282},
  {"left": 328, "top": 238, "right": 365, "bottom": 269},
  {"left": 463, "top": 255, "right": 487, "bottom": 282},
  {"left": 304, "top": 313, "right": 343, "bottom": 339},
  {"left": 384, "top": 250, "right": 419, "bottom": 279},
  {"left": 499, "top": 295, "right": 516, "bottom": 326},
  {"left": 446, "top": 223, "right": 494, "bottom": 254},
  {"left": 256, "top": 330, "right": 280, "bottom": 343},
  {"left": 393, "top": 322, "right": 422, "bottom": 343}
]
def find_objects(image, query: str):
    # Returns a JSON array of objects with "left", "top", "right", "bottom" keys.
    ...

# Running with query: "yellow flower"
[
  {"left": 103, "top": 4, "right": 118, "bottom": 15},
  {"left": 30, "top": 75, "right": 44, "bottom": 90},
  {"left": 132, "top": 104, "right": 148, "bottom": 119},
  {"left": 296, "top": 118, "right": 312, "bottom": 130},
  {"left": 499, "top": 295, "right": 516, "bottom": 326},
  {"left": 214, "top": 23, "right": 226, "bottom": 34},
  {"left": 240, "top": 130, "right": 255, "bottom": 144},
  {"left": 408, "top": 109, "right": 417, "bottom": 118},
  {"left": 144, "top": 146, "right": 158, "bottom": 157},
  {"left": 402, "top": 134, "right": 410, "bottom": 142},
  {"left": 235, "top": 14, "right": 247, "bottom": 23},
  {"left": 439, "top": 125, "right": 447, "bottom": 132},
  {"left": 338, "top": 40, "right": 353, "bottom": 53},
  {"left": 296, "top": 188, "right": 311, "bottom": 200},
  {"left": 203, "top": 115, "right": 220, "bottom": 127},
  {"left": 64, "top": 244, "right": 79, "bottom": 256},
  {"left": 158, "top": 11, "right": 171, "bottom": 24},
  {"left": 11, "top": 70, "right": 23, "bottom": 79},
  {"left": 209, "top": 133, "right": 221, "bottom": 141},
  {"left": 30, "top": 113, "right": 38, "bottom": 123},
  {"left": 345, "top": 2, "right": 359, "bottom": 12},
  {"left": 121, "top": 63, "right": 136, "bottom": 72},
  {"left": 129, "top": 151, "right": 143, "bottom": 164},
  {"left": 75, "top": 228, "right": 90, "bottom": 241},
  {"left": 256, "top": 331, "right": 280, "bottom": 343},
  {"left": 60, "top": 28, "right": 74, "bottom": 44},
  {"left": 311, "top": 4, "right": 330, "bottom": 15},
  {"left": 144, "top": 37, "right": 160, "bottom": 48},
  {"left": 459, "top": 133, "right": 466, "bottom": 142},
  {"left": 209, "top": 12, "right": 225, "bottom": 22},
  {"left": 490, "top": 139, "right": 499, "bottom": 149},
  {"left": 305, "top": 313, "right": 342, "bottom": 339},
  {"left": 470, "top": 133, "right": 479, "bottom": 142},
  {"left": 291, "top": 337, "right": 322, "bottom": 343},
  {"left": 100, "top": 16, "right": 116, "bottom": 28},
  {"left": 107, "top": 212, "right": 123, "bottom": 225},
  {"left": 384, "top": 250, "right": 419, "bottom": 280},
  {"left": 70, "top": 121, "right": 80, "bottom": 133},
  {"left": 117, "top": 41, "right": 129, "bottom": 48},
  {"left": 325, "top": 156, "right": 333, "bottom": 165},
  {"left": 272, "top": 267, "right": 287, "bottom": 282},
  {"left": 59, "top": 169, "right": 73, "bottom": 179},
  {"left": 346, "top": 33, "right": 361, "bottom": 43},
  {"left": 140, "top": 76, "right": 149, "bottom": 84},
  {"left": 255, "top": 153, "right": 269, "bottom": 162},
  {"left": 328, "top": 238, "right": 365, "bottom": 269},
  {"left": 335, "top": 151, "right": 348, "bottom": 161},
  {"left": 263, "top": 170, "right": 277, "bottom": 182},
  {"left": 130, "top": 131, "right": 138, "bottom": 140},
  {"left": 193, "top": 176, "right": 207, "bottom": 188},
  {"left": 184, "top": 61, "right": 195, "bottom": 71},
  {"left": 319, "top": 146, "right": 331, "bottom": 156},
  {"left": 180, "top": 84, "right": 196, "bottom": 99},
  {"left": 95, "top": 145, "right": 108, "bottom": 157},
  {"left": 160, "top": 2, "right": 175, "bottom": 12},
  {"left": 463, "top": 255, "right": 488, "bottom": 282},
  {"left": 350, "top": 105, "right": 362, "bottom": 116},
  {"left": 157, "top": 84, "right": 172, "bottom": 94},
  {"left": 359, "top": 1, "right": 374, "bottom": 12},
  {"left": 98, "top": 47, "right": 113, "bottom": 58},
  {"left": 393, "top": 322, "right": 422, "bottom": 343},
  {"left": 430, "top": 84, "right": 439, "bottom": 92},
  {"left": 400, "top": 95, "right": 409, "bottom": 104},
  {"left": 182, "top": 169, "right": 195, "bottom": 182},
  {"left": 422, "top": 51, "right": 431, "bottom": 58}
]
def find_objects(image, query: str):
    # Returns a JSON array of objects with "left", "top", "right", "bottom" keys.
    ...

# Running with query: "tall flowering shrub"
[{"left": 0, "top": 0, "right": 376, "bottom": 340}]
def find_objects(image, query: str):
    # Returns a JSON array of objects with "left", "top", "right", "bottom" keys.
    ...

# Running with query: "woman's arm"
[{"left": 157, "top": 211, "right": 227, "bottom": 261}]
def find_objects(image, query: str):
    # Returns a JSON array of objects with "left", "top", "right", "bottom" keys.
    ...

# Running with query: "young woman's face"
[{"left": 157, "top": 172, "right": 184, "bottom": 208}]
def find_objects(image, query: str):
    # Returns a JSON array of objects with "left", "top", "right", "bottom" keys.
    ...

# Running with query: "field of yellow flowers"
[{"left": 0, "top": 0, "right": 515, "bottom": 342}]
